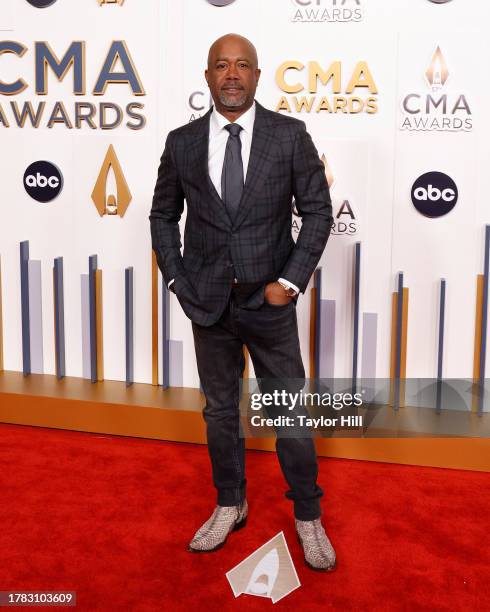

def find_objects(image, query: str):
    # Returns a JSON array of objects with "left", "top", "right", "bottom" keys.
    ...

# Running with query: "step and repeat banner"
[{"left": 1, "top": 0, "right": 489, "bottom": 389}]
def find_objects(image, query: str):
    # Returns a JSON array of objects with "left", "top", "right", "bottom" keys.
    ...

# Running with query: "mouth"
[{"left": 222, "top": 86, "right": 244, "bottom": 93}]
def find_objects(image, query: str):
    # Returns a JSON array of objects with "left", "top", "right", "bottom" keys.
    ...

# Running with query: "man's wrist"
[{"left": 277, "top": 278, "right": 299, "bottom": 297}]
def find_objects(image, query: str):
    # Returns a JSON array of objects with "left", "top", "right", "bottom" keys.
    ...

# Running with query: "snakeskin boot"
[
  {"left": 188, "top": 500, "right": 248, "bottom": 552},
  {"left": 295, "top": 518, "right": 336, "bottom": 571}
]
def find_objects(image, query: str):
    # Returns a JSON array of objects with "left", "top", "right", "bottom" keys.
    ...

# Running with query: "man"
[{"left": 149, "top": 34, "right": 335, "bottom": 571}]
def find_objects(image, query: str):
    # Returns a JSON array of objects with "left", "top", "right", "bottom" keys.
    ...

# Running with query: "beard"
[{"left": 218, "top": 90, "right": 247, "bottom": 107}]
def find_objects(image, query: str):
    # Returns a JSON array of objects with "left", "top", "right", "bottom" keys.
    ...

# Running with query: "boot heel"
[{"left": 233, "top": 516, "right": 247, "bottom": 531}]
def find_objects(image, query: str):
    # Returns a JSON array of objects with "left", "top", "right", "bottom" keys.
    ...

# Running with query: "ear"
[
  {"left": 204, "top": 69, "right": 209, "bottom": 86},
  {"left": 255, "top": 68, "right": 261, "bottom": 84}
]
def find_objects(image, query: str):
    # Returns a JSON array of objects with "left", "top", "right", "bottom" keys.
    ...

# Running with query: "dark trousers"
[{"left": 191, "top": 284, "right": 323, "bottom": 521}]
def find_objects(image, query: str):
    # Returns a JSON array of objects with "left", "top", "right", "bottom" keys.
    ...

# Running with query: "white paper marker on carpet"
[{"left": 226, "top": 531, "right": 300, "bottom": 603}]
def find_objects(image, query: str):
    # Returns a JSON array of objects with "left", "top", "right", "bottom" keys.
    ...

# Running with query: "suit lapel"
[
  {"left": 185, "top": 109, "right": 233, "bottom": 228},
  {"left": 185, "top": 102, "right": 278, "bottom": 230},
  {"left": 232, "top": 102, "right": 277, "bottom": 229}
]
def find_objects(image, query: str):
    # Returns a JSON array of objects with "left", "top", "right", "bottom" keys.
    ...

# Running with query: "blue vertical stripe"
[
  {"left": 161, "top": 281, "right": 170, "bottom": 389},
  {"left": 89, "top": 254, "right": 98, "bottom": 383},
  {"left": 436, "top": 278, "right": 446, "bottom": 413},
  {"left": 53, "top": 257, "right": 65, "bottom": 379},
  {"left": 478, "top": 225, "right": 490, "bottom": 415},
  {"left": 352, "top": 242, "right": 361, "bottom": 388},
  {"left": 125, "top": 267, "right": 134, "bottom": 386},
  {"left": 314, "top": 268, "right": 322, "bottom": 379},
  {"left": 20, "top": 241, "right": 30, "bottom": 376}
]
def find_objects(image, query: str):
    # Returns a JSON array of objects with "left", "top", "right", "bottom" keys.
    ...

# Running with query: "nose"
[{"left": 226, "top": 63, "right": 240, "bottom": 79}]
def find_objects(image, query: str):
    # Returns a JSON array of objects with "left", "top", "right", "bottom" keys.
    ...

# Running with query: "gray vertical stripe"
[
  {"left": 28, "top": 259, "right": 43, "bottom": 374},
  {"left": 81, "top": 274, "right": 91, "bottom": 380},
  {"left": 361, "top": 312, "right": 378, "bottom": 403},
  {"left": 436, "top": 279, "right": 446, "bottom": 413},
  {"left": 319, "top": 299, "right": 335, "bottom": 380},
  {"left": 394, "top": 272, "right": 404, "bottom": 410},
  {"left": 125, "top": 267, "right": 134, "bottom": 386},
  {"left": 54, "top": 257, "right": 65, "bottom": 379},
  {"left": 361, "top": 313, "right": 378, "bottom": 380},
  {"left": 161, "top": 282, "right": 170, "bottom": 389},
  {"left": 20, "top": 240, "right": 30, "bottom": 375},
  {"left": 169, "top": 339, "right": 183, "bottom": 387},
  {"left": 89, "top": 255, "right": 97, "bottom": 383}
]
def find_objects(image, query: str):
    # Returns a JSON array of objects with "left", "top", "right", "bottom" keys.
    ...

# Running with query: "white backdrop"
[{"left": 1, "top": 0, "right": 489, "bottom": 386}]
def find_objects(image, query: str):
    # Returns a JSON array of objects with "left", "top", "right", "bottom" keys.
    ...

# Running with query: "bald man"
[{"left": 149, "top": 34, "right": 336, "bottom": 571}]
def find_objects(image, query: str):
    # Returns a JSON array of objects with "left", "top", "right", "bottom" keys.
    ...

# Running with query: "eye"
[
  {"left": 239, "top": 62, "right": 249, "bottom": 69},
  {"left": 216, "top": 62, "right": 227, "bottom": 69}
]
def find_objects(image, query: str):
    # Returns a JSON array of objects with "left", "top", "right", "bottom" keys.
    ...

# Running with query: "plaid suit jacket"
[{"left": 149, "top": 101, "right": 333, "bottom": 327}]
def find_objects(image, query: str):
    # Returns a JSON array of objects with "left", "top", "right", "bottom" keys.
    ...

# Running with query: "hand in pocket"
[{"left": 264, "top": 281, "right": 292, "bottom": 306}]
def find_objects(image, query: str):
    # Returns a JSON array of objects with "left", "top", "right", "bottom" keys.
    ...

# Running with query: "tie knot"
[{"left": 225, "top": 123, "right": 243, "bottom": 137}]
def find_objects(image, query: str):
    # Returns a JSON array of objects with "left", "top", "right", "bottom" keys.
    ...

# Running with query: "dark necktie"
[{"left": 221, "top": 123, "right": 244, "bottom": 221}]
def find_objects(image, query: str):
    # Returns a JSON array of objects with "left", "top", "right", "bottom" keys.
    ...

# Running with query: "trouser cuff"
[
  {"left": 293, "top": 499, "right": 322, "bottom": 521},
  {"left": 217, "top": 483, "right": 246, "bottom": 507}
]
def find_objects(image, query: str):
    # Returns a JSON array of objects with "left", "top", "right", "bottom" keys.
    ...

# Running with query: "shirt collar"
[{"left": 210, "top": 101, "right": 256, "bottom": 137}]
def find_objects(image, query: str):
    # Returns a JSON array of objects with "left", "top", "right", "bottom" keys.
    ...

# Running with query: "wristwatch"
[{"left": 278, "top": 280, "right": 298, "bottom": 297}]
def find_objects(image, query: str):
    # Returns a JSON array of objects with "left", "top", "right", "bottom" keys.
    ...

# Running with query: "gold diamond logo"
[
  {"left": 91, "top": 145, "right": 132, "bottom": 217},
  {"left": 98, "top": 0, "right": 125, "bottom": 5},
  {"left": 425, "top": 46, "right": 449, "bottom": 91},
  {"left": 321, "top": 153, "right": 335, "bottom": 189}
]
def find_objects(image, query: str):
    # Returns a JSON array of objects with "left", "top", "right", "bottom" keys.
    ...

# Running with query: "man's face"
[{"left": 205, "top": 37, "right": 260, "bottom": 114}]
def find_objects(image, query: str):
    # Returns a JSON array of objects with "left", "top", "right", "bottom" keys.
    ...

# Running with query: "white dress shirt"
[
  {"left": 208, "top": 101, "right": 255, "bottom": 197},
  {"left": 169, "top": 102, "right": 299, "bottom": 295}
]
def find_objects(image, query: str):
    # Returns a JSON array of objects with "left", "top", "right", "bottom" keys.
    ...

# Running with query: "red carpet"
[{"left": 0, "top": 423, "right": 489, "bottom": 611}]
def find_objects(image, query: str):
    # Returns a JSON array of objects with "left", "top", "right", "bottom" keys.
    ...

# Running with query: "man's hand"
[{"left": 264, "top": 281, "right": 292, "bottom": 305}]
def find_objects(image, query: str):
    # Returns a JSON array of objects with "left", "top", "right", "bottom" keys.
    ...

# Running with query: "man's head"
[{"left": 205, "top": 33, "right": 261, "bottom": 118}]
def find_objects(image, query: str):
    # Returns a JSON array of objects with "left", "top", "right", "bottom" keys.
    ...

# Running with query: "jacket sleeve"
[
  {"left": 279, "top": 122, "right": 333, "bottom": 293},
  {"left": 149, "top": 131, "right": 186, "bottom": 287}
]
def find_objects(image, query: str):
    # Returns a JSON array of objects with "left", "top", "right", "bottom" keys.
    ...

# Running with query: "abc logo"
[
  {"left": 26, "top": 0, "right": 58, "bottom": 7},
  {"left": 23, "top": 161, "right": 63, "bottom": 203},
  {"left": 411, "top": 172, "right": 458, "bottom": 218}
]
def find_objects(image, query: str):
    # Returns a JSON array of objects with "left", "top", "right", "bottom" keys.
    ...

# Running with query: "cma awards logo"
[
  {"left": 187, "top": 89, "right": 212, "bottom": 122},
  {"left": 290, "top": 0, "right": 363, "bottom": 23},
  {"left": 275, "top": 60, "right": 378, "bottom": 115},
  {"left": 91, "top": 145, "right": 132, "bottom": 217},
  {"left": 293, "top": 154, "right": 359, "bottom": 236},
  {"left": 400, "top": 46, "right": 472, "bottom": 132},
  {"left": 0, "top": 40, "right": 145, "bottom": 130}
]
